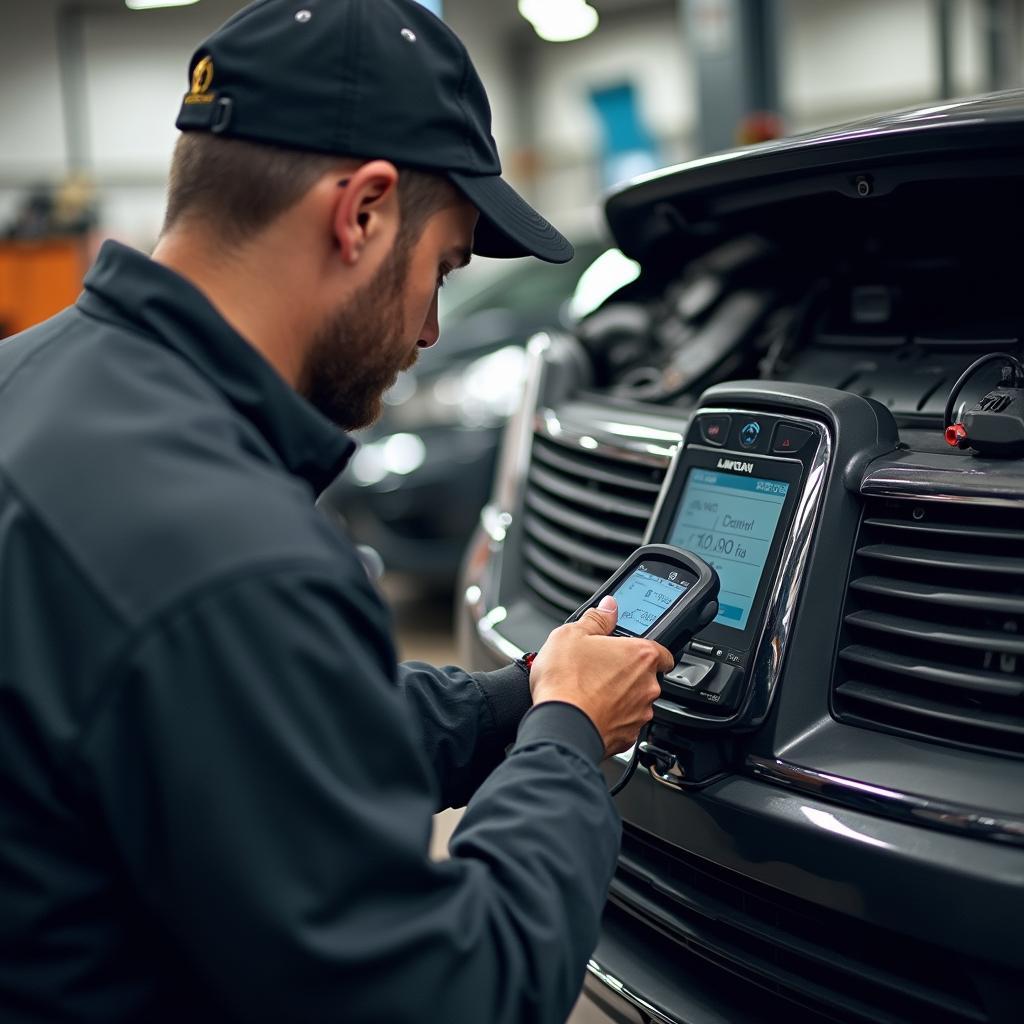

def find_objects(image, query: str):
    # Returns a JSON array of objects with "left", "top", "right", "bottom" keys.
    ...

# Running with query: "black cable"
[
  {"left": 944, "top": 352, "right": 1024, "bottom": 428},
  {"left": 608, "top": 722, "right": 651, "bottom": 796}
]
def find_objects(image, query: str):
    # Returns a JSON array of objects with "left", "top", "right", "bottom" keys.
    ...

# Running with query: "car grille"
[
  {"left": 612, "top": 826, "right": 989, "bottom": 1024},
  {"left": 521, "top": 432, "right": 670, "bottom": 615},
  {"left": 833, "top": 497, "right": 1024, "bottom": 758}
]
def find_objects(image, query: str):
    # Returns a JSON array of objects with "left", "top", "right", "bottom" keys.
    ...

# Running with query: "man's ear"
[{"left": 332, "top": 160, "right": 401, "bottom": 266}]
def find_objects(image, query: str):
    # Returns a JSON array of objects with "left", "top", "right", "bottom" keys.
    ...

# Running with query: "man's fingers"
[
  {"left": 653, "top": 642, "right": 675, "bottom": 674},
  {"left": 575, "top": 595, "right": 618, "bottom": 636}
]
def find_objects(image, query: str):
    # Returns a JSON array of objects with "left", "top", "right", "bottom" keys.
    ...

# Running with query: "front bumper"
[{"left": 459, "top": 521, "right": 1024, "bottom": 1024}]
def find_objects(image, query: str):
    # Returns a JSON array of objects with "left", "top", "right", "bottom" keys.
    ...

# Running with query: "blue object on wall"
[
  {"left": 413, "top": 0, "right": 443, "bottom": 16},
  {"left": 589, "top": 82, "right": 660, "bottom": 189}
]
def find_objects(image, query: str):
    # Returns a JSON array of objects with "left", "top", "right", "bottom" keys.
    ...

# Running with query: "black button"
[
  {"left": 699, "top": 415, "right": 731, "bottom": 447},
  {"left": 697, "top": 600, "right": 719, "bottom": 629},
  {"left": 689, "top": 640, "right": 714, "bottom": 655},
  {"left": 772, "top": 423, "right": 813, "bottom": 454},
  {"left": 663, "top": 656, "right": 716, "bottom": 696},
  {"left": 701, "top": 664, "right": 740, "bottom": 697},
  {"left": 664, "top": 663, "right": 712, "bottom": 689},
  {"left": 738, "top": 420, "right": 762, "bottom": 448}
]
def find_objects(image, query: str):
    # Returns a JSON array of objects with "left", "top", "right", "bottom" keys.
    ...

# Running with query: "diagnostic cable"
[{"left": 944, "top": 352, "right": 1024, "bottom": 457}]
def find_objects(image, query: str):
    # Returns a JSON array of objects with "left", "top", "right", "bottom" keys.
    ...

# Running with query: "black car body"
[{"left": 458, "top": 92, "right": 1024, "bottom": 1024}]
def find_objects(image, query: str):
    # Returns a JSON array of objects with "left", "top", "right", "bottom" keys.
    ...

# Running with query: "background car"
[{"left": 319, "top": 237, "right": 639, "bottom": 587}]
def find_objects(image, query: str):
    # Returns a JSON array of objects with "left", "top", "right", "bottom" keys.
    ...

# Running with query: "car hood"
[{"left": 605, "top": 89, "right": 1024, "bottom": 262}]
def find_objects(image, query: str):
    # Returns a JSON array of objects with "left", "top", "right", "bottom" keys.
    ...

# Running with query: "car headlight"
[{"left": 383, "top": 345, "right": 529, "bottom": 430}]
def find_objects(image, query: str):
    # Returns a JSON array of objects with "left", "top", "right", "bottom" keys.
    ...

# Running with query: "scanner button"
[
  {"left": 665, "top": 661, "right": 714, "bottom": 689},
  {"left": 699, "top": 415, "right": 731, "bottom": 447},
  {"left": 701, "top": 665, "right": 739, "bottom": 696},
  {"left": 697, "top": 600, "right": 719, "bottom": 629},
  {"left": 689, "top": 640, "right": 714, "bottom": 655},
  {"left": 739, "top": 420, "right": 762, "bottom": 448},
  {"left": 772, "top": 423, "right": 813, "bottom": 454}
]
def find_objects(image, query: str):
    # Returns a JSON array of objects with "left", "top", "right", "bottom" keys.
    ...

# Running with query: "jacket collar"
[{"left": 78, "top": 241, "right": 354, "bottom": 494}]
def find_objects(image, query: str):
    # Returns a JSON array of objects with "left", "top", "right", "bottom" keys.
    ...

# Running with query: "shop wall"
[
  {"left": 782, "top": 0, "right": 986, "bottom": 130},
  {"left": 0, "top": 0, "right": 1002, "bottom": 247}
]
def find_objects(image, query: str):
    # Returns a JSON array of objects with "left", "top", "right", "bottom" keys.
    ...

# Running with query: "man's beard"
[{"left": 299, "top": 240, "right": 416, "bottom": 432}]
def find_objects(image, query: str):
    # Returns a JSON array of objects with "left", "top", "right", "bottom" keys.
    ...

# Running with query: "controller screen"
[{"left": 611, "top": 560, "right": 692, "bottom": 636}]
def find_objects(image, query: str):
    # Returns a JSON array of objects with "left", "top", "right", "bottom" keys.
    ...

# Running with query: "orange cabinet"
[{"left": 0, "top": 240, "right": 90, "bottom": 339}]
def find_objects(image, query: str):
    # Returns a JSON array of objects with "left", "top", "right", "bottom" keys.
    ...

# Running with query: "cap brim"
[{"left": 449, "top": 172, "right": 574, "bottom": 264}]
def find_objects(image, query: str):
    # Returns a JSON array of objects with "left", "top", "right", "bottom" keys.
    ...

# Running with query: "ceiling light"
[
  {"left": 126, "top": 0, "right": 201, "bottom": 10},
  {"left": 518, "top": 0, "right": 599, "bottom": 43}
]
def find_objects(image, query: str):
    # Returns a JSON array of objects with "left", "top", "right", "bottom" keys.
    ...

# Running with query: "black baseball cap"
[{"left": 176, "top": 0, "right": 573, "bottom": 264}]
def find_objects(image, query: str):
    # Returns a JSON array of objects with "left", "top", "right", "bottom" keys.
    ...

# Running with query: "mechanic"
[{"left": 0, "top": 2, "right": 673, "bottom": 1022}]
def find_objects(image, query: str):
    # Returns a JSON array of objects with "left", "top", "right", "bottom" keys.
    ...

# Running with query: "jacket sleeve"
[
  {"left": 76, "top": 565, "right": 619, "bottom": 1024},
  {"left": 396, "top": 660, "right": 531, "bottom": 810}
]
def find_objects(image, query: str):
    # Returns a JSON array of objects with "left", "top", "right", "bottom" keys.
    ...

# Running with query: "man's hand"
[{"left": 529, "top": 596, "right": 674, "bottom": 757}]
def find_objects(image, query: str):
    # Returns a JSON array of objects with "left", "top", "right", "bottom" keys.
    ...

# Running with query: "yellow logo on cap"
[{"left": 184, "top": 56, "right": 215, "bottom": 105}]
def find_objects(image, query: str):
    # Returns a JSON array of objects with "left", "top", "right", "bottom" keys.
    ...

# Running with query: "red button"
[
  {"left": 699, "top": 415, "right": 731, "bottom": 447},
  {"left": 771, "top": 423, "right": 813, "bottom": 454}
]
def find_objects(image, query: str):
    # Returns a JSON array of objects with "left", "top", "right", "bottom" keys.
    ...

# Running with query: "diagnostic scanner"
[{"left": 566, "top": 544, "right": 720, "bottom": 658}]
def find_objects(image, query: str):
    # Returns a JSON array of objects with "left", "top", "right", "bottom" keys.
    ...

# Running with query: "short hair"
[{"left": 162, "top": 133, "right": 457, "bottom": 246}]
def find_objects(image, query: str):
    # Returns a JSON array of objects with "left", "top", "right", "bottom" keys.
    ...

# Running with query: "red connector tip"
[{"left": 945, "top": 423, "right": 968, "bottom": 447}]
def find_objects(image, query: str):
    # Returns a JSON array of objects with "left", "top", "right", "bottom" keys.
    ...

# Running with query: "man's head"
[
  {"left": 159, "top": 0, "right": 572, "bottom": 431},
  {"left": 162, "top": 133, "right": 475, "bottom": 429}
]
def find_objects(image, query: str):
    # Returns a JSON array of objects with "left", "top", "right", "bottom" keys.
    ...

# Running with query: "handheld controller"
[
  {"left": 565, "top": 543, "right": 721, "bottom": 656},
  {"left": 564, "top": 545, "right": 719, "bottom": 795}
]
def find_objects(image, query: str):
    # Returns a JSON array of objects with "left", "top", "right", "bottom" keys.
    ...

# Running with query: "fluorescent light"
[
  {"left": 518, "top": 0, "right": 599, "bottom": 43},
  {"left": 126, "top": 0, "right": 201, "bottom": 10}
]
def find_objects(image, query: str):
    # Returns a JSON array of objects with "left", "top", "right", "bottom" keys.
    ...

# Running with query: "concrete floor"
[{"left": 386, "top": 577, "right": 612, "bottom": 1024}]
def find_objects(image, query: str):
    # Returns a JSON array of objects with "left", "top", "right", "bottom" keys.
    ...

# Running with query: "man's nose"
[{"left": 418, "top": 293, "right": 440, "bottom": 349}]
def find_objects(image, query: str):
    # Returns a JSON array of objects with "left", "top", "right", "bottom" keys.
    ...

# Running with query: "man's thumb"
[{"left": 577, "top": 595, "right": 618, "bottom": 635}]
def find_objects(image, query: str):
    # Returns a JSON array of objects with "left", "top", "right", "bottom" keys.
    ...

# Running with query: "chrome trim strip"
[
  {"left": 535, "top": 407, "right": 681, "bottom": 465},
  {"left": 585, "top": 959, "right": 680, "bottom": 1024},
  {"left": 747, "top": 755, "right": 1024, "bottom": 847},
  {"left": 492, "top": 333, "right": 553, "bottom": 516},
  {"left": 860, "top": 451, "right": 1024, "bottom": 506},
  {"left": 464, "top": 585, "right": 526, "bottom": 663},
  {"left": 648, "top": 408, "right": 832, "bottom": 729},
  {"left": 861, "top": 478, "right": 1024, "bottom": 507}
]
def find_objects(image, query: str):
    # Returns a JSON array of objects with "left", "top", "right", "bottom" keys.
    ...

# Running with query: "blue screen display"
[
  {"left": 612, "top": 563, "right": 691, "bottom": 636},
  {"left": 669, "top": 468, "right": 789, "bottom": 631}
]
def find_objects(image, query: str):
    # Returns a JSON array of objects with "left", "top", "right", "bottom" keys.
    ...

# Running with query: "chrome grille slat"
[
  {"left": 522, "top": 513, "right": 622, "bottom": 574},
  {"left": 531, "top": 439, "right": 663, "bottom": 493},
  {"left": 523, "top": 567, "right": 580, "bottom": 615},
  {"left": 528, "top": 463, "right": 653, "bottom": 519},
  {"left": 524, "top": 490, "right": 646, "bottom": 548},
  {"left": 520, "top": 430, "right": 669, "bottom": 615},
  {"left": 523, "top": 540, "right": 606, "bottom": 597}
]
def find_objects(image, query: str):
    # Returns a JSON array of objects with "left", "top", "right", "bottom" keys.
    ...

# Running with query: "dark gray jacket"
[{"left": 0, "top": 242, "right": 619, "bottom": 1023}]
